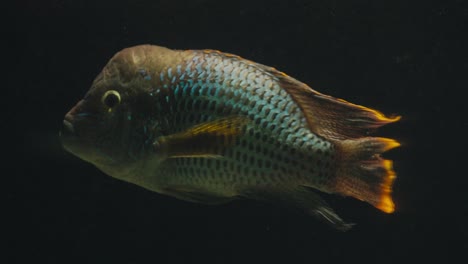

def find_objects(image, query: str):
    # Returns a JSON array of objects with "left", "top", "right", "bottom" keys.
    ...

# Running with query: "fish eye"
[{"left": 102, "top": 90, "right": 121, "bottom": 109}]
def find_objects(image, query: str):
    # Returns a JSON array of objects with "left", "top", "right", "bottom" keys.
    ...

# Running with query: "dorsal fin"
[{"left": 264, "top": 68, "right": 400, "bottom": 140}]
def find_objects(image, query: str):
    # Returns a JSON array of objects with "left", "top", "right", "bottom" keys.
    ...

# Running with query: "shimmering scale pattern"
[{"left": 155, "top": 51, "right": 335, "bottom": 195}]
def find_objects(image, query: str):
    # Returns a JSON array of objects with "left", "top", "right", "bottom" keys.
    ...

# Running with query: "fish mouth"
[
  {"left": 60, "top": 116, "right": 79, "bottom": 153},
  {"left": 60, "top": 112, "right": 76, "bottom": 138},
  {"left": 61, "top": 119, "right": 75, "bottom": 136}
]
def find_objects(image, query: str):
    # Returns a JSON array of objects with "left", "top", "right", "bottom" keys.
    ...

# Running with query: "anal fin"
[{"left": 241, "top": 186, "right": 353, "bottom": 231}]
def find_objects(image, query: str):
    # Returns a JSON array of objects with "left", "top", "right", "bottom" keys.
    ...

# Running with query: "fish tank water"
[{"left": 9, "top": 0, "right": 467, "bottom": 263}]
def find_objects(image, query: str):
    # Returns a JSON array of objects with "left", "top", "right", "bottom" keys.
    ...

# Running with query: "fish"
[{"left": 60, "top": 44, "right": 400, "bottom": 230}]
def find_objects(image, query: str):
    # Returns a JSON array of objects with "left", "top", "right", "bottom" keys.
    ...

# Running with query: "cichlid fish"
[{"left": 60, "top": 45, "right": 400, "bottom": 230}]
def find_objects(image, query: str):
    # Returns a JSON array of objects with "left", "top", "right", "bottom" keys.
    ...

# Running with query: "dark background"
[{"left": 9, "top": 0, "right": 467, "bottom": 263}]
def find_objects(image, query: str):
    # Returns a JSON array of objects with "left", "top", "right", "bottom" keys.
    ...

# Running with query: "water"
[{"left": 9, "top": 0, "right": 467, "bottom": 263}]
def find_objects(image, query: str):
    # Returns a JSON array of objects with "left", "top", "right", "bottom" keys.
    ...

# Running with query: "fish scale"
[{"left": 154, "top": 51, "right": 334, "bottom": 194}]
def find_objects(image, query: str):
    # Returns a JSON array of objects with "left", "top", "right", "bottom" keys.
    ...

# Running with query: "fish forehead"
[{"left": 105, "top": 45, "right": 187, "bottom": 80}]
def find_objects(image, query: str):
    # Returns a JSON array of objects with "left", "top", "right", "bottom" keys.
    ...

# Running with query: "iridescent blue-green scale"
[{"left": 159, "top": 52, "right": 335, "bottom": 195}]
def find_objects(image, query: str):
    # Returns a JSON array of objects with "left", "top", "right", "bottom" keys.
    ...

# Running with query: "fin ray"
[{"left": 334, "top": 137, "right": 400, "bottom": 213}]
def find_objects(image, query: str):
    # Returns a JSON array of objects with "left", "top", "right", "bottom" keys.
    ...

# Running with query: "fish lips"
[
  {"left": 60, "top": 116, "right": 96, "bottom": 164},
  {"left": 61, "top": 118, "right": 75, "bottom": 136},
  {"left": 60, "top": 100, "right": 90, "bottom": 156},
  {"left": 60, "top": 99, "right": 87, "bottom": 150},
  {"left": 60, "top": 115, "right": 79, "bottom": 153}
]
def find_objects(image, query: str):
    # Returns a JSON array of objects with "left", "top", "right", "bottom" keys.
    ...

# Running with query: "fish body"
[{"left": 61, "top": 45, "right": 400, "bottom": 230}]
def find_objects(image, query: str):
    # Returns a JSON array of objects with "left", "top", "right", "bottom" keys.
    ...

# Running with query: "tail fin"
[{"left": 334, "top": 137, "right": 400, "bottom": 213}]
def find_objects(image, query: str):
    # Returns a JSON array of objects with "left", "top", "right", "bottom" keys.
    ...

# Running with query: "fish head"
[{"left": 60, "top": 46, "right": 165, "bottom": 177}]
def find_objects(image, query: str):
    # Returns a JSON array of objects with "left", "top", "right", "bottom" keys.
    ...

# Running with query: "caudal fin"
[{"left": 334, "top": 138, "right": 400, "bottom": 213}]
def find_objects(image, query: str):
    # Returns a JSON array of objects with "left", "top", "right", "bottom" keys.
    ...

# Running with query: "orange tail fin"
[{"left": 334, "top": 137, "right": 400, "bottom": 213}]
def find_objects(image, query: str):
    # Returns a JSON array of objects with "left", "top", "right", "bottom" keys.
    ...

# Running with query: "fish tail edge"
[{"left": 334, "top": 137, "right": 400, "bottom": 213}]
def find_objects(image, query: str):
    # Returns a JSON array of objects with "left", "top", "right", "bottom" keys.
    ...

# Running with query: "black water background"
[{"left": 8, "top": 0, "right": 468, "bottom": 263}]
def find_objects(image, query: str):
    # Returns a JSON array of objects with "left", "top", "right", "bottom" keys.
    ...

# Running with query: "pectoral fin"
[
  {"left": 154, "top": 116, "right": 249, "bottom": 158},
  {"left": 241, "top": 186, "right": 353, "bottom": 231}
]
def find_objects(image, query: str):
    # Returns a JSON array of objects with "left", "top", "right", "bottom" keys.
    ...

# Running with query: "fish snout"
[
  {"left": 60, "top": 99, "right": 86, "bottom": 138},
  {"left": 61, "top": 106, "right": 77, "bottom": 136},
  {"left": 65, "top": 100, "right": 84, "bottom": 118}
]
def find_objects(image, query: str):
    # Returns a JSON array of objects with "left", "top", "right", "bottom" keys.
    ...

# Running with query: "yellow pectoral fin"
[
  {"left": 154, "top": 116, "right": 249, "bottom": 158},
  {"left": 187, "top": 115, "right": 250, "bottom": 136}
]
